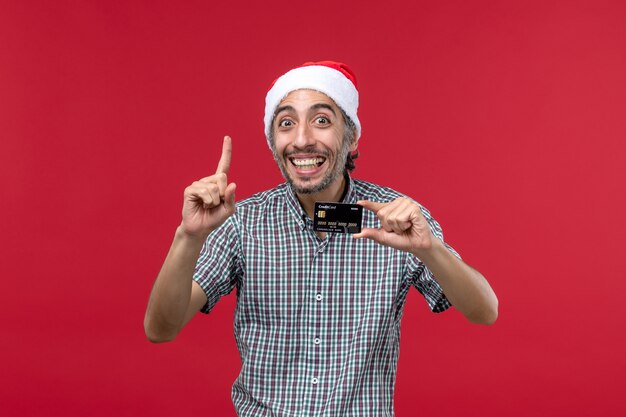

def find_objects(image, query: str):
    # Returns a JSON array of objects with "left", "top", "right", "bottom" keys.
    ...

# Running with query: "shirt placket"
[{"left": 299, "top": 217, "right": 332, "bottom": 417}]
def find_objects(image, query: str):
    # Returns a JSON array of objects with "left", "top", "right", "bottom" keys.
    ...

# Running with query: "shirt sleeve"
[
  {"left": 193, "top": 216, "right": 242, "bottom": 314},
  {"left": 405, "top": 205, "right": 460, "bottom": 313}
]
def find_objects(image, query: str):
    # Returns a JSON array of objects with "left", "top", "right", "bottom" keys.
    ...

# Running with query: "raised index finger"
[{"left": 215, "top": 136, "right": 232, "bottom": 174}]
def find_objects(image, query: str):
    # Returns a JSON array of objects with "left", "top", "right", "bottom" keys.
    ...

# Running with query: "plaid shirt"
[{"left": 193, "top": 176, "right": 456, "bottom": 417}]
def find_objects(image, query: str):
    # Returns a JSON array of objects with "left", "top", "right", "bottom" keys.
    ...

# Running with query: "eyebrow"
[
  {"left": 273, "top": 103, "right": 337, "bottom": 119},
  {"left": 310, "top": 103, "right": 337, "bottom": 116},
  {"left": 274, "top": 105, "right": 295, "bottom": 118}
]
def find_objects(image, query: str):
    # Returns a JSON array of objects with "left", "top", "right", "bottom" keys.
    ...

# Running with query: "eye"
[
  {"left": 279, "top": 119, "right": 294, "bottom": 128},
  {"left": 315, "top": 116, "right": 330, "bottom": 125}
]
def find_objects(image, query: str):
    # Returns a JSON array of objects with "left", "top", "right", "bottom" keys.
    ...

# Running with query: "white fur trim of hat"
[{"left": 264, "top": 62, "right": 361, "bottom": 143}]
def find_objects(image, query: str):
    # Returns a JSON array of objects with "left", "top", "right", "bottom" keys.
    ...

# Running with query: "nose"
[{"left": 293, "top": 124, "right": 315, "bottom": 149}]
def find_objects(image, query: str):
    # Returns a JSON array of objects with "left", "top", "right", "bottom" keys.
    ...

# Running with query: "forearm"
[
  {"left": 415, "top": 239, "right": 498, "bottom": 325},
  {"left": 144, "top": 226, "right": 207, "bottom": 342}
]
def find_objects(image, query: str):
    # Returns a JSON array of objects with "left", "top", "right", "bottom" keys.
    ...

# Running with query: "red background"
[{"left": 1, "top": 1, "right": 625, "bottom": 416}]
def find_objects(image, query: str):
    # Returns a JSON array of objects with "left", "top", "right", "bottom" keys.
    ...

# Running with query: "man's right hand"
[{"left": 181, "top": 136, "right": 237, "bottom": 238}]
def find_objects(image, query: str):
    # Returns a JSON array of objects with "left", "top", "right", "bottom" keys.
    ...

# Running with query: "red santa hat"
[{"left": 264, "top": 61, "right": 361, "bottom": 142}]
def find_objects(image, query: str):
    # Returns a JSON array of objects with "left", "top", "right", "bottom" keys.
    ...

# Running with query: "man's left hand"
[{"left": 354, "top": 198, "right": 436, "bottom": 255}]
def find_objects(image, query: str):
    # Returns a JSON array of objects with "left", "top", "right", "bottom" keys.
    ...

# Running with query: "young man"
[{"left": 145, "top": 61, "right": 498, "bottom": 416}]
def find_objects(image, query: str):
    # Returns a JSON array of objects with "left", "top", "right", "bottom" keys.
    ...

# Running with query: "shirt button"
[
  {"left": 314, "top": 338, "right": 321, "bottom": 345},
  {"left": 311, "top": 377, "right": 318, "bottom": 385},
  {"left": 315, "top": 294, "right": 323, "bottom": 301}
]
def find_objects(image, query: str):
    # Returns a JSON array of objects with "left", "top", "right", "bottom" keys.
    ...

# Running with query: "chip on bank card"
[{"left": 313, "top": 202, "right": 363, "bottom": 233}]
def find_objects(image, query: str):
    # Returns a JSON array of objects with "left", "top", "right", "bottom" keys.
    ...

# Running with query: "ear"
[{"left": 349, "top": 132, "right": 359, "bottom": 152}]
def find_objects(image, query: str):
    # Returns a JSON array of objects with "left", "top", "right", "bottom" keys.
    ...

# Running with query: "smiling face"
[{"left": 269, "top": 89, "right": 357, "bottom": 196}]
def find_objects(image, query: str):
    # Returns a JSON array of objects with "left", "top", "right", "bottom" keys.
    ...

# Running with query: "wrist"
[
  {"left": 411, "top": 235, "right": 445, "bottom": 262},
  {"left": 175, "top": 224, "right": 211, "bottom": 246}
]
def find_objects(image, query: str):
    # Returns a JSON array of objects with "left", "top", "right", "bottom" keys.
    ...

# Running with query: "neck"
[{"left": 296, "top": 175, "right": 347, "bottom": 219}]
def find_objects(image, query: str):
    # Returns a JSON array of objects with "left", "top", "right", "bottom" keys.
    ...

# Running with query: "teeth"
[{"left": 292, "top": 158, "right": 324, "bottom": 167}]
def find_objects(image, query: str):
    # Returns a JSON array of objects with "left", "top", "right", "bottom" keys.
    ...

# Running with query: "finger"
[
  {"left": 186, "top": 188, "right": 215, "bottom": 208},
  {"left": 199, "top": 172, "right": 227, "bottom": 196},
  {"left": 215, "top": 136, "right": 232, "bottom": 175},
  {"left": 186, "top": 183, "right": 220, "bottom": 208},
  {"left": 373, "top": 203, "right": 389, "bottom": 231},
  {"left": 357, "top": 200, "right": 387, "bottom": 214},
  {"left": 223, "top": 182, "right": 237, "bottom": 213},
  {"left": 379, "top": 217, "right": 395, "bottom": 233},
  {"left": 216, "top": 173, "right": 227, "bottom": 195},
  {"left": 207, "top": 186, "right": 221, "bottom": 209},
  {"left": 385, "top": 203, "right": 414, "bottom": 233}
]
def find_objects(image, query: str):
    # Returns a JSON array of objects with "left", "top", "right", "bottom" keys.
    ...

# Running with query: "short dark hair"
[{"left": 341, "top": 109, "right": 359, "bottom": 173}]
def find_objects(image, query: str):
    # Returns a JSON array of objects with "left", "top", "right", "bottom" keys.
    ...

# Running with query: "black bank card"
[{"left": 313, "top": 202, "right": 363, "bottom": 234}]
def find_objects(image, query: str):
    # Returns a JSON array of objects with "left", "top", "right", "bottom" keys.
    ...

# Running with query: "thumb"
[
  {"left": 223, "top": 183, "right": 237, "bottom": 212},
  {"left": 357, "top": 200, "right": 386, "bottom": 214}
]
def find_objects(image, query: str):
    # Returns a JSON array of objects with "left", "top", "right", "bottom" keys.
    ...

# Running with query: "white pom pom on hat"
[{"left": 264, "top": 61, "right": 361, "bottom": 142}]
